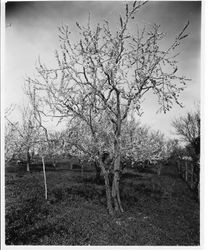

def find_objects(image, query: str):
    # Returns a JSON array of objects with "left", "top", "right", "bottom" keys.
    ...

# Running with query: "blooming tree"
[
  {"left": 26, "top": 1, "right": 189, "bottom": 214},
  {"left": 63, "top": 114, "right": 116, "bottom": 214},
  {"left": 121, "top": 116, "right": 168, "bottom": 167},
  {"left": 5, "top": 106, "right": 40, "bottom": 171},
  {"left": 5, "top": 121, "right": 21, "bottom": 163},
  {"left": 172, "top": 108, "right": 200, "bottom": 161}
]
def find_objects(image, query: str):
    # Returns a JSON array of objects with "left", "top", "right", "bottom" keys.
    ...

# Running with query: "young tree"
[{"left": 26, "top": 1, "right": 189, "bottom": 213}]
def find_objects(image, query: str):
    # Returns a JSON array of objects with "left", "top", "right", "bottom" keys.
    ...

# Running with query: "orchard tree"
[
  {"left": 5, "top": 105, "right": 40, "bottom": 171},
  {"left": 45, "top": 131, "right": 67, "bottom": 167},
  {"left": 172, "top": 108, "right": 200, "bottom": 161},
  {"left": 172, "top": 107, "right": 200, "bottom": 189},
  {"left": 64, "top": 114, "right": 117, "bottom": 213},
  {"left": 64, "top": 117, "right": 109, "bottom": 178},
  {"left": 26, "top": 1, "right": 189, "bottom": 214},
  {"left": 36, "top": 132, "right": 54, "bottom": 201},
  {"left": 27, "top": 84, "right": 117, "bottom": 213},
  {"left": 121, "top": 117, "right": 167, "bottom": 167},
  {"left": 5, "top": 121, "right": 21, "bottom": 163},
  {"left": 26, "top": 86, "right": 66, "bottom": 168},
  {"left": 164, "top": 138, "right": 184, "bottom": 160}
]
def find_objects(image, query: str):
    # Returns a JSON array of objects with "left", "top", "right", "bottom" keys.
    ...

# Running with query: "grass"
[{"left": 5, "top": 163, "right": 199, "bottom": 245}]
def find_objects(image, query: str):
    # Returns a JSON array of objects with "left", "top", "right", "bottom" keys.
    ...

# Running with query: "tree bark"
[
  {"left": 112, "top": 180, "right": 119, "bottom": 211},
  {"left": 99, "top": 159, "right": 114, "bottom": 215},
  {"left": 94, "top": 161, "right": 101, "bottom": 182},
  {"left": 112, "top": 167, "right": 124, "bottom": 212},
  {"left": 111, "top": 89, "right": 124, "bottom": 213},
  {"left": 112, "top": 138, "right": 124, "bottom": 213}
]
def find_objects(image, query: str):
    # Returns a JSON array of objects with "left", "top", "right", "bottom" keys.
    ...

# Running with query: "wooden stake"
[
  {"left": 177, "top": 160, "right": 180, "bottom": 173},
  {"left": 26, "top": 162, "right": 30, "bottom": 172},
  {"left": 190, "top": 163, "right": 194, "bottom": 189},
  {"left": 81, "top": 164, "right": 84, "bottom": 178},
  {"left": 185, "top": 161, "right": 188, "bottom": 182},
  {"left": 42, "top": 156, "right": 48, "bottom": 200},
  {"left": 178, "top": 160, "right": 181, "bottom": 176}
]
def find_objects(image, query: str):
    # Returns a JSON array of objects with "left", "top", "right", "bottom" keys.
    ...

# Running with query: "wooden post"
[
  {"left": 185, "top": 161, "right": 188, "bottom": 182},
  {"left": 177, "top": 160, "right": 180, "bottom": 174},
  {"left": 26, "top": 150, "right": 30, "bottom": 172},
  {"left": 42, "top": 156, "right": 48, "bottom": 200},
  {"left": 179, "top": 160, "right": 182, "bottom": 177},
  {"left": 181, "top": 160, "right": 184, "bottom": 179},
  {"left": 198, "top": 181, "right": 200, "bottom": 201},
  {"left": 81, "top": 164, "right": 84, "bottom": 179},
  {"left": 190, "top": 163, "right": 194, "bottom": 189},
  {"left": 26, "top": 162, "right": 30, "bottom": 172},
  {"left": 179, "top": 160, "right": 183, "bottom": 177}
]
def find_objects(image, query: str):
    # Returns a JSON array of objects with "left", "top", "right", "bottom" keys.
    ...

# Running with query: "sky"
[{"left": 4, "top": 0, "right": 201, "bottom": 140}]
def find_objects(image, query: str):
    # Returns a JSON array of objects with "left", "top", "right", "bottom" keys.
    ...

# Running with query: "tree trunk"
[
  {"left": 99, "top": 159, "right": 113, "bottom": 215},
  {"left": 94, "top": 161, "right": 101, "bottom": 182},
  {"left": 112, "top": 168, "right": 124, "bottom": 212},
  {"left": 26, "top": 150, "right": 30, "bottom": 172},
  {"left": 112, "top": 178, "right": 119, "bottom": 211},
  {"left": 112, "top": 139, "right": 124, "bottom": 213}
]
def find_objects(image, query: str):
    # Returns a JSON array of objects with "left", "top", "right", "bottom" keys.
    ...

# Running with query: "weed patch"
[{"left": 5, "top": 165, "right": 199, "bottom": 245}]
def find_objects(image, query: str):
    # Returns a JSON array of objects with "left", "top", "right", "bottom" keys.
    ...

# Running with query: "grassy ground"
[{"left": 5, "top": 162, "right": 199, "bottom": 245}]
